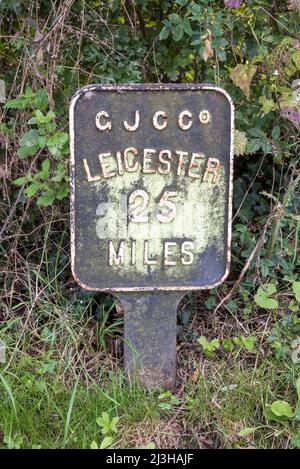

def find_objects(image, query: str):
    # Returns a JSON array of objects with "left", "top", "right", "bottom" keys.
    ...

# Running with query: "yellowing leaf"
[
  {"left": 234, "top": 130, "right": 248, "bottom": 156},
  {"left": 230, "top": 64, "right": 257, "bottom": 98}
]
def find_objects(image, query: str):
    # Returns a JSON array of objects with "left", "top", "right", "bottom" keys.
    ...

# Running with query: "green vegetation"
[{"left": 0, "top": 0, "right": 300, "bottom": 449}]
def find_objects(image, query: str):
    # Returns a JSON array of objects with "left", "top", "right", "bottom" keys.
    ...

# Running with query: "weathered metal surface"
[
  {"left": 70, "top": 84, "right": 234, "bottom": 292},
  {"left": 69, "top": 84, "right": 234, "bottom": 388},
  {"left": 119, "top": 291, "right": 182, "bottom": 388}
]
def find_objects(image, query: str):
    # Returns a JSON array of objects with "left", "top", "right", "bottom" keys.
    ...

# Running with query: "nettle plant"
[{"left": 5, "top": 87, "right": 69, "bottom": 206}]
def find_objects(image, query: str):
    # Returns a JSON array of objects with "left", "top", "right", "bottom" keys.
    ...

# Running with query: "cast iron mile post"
[{"left": 70, "top": 84, "right": 234, "bottom": 388}]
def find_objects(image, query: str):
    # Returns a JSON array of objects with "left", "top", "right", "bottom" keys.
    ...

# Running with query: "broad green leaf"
[
  {"left": 254, "top": 284, "right": 278, "bottom": 310},
  {"left": 272, "top": 125, "right": 281, "bottom": 140},
  {"left": 13, "top": 177, "right": 27, "bottom": 186},
  {"left": 38, "top": 159, "right": 50, "bottom": 179},
  {"left": 172, "top": 23, "right": 184, "bottom": 42},
  {"left": 27, "top": 116, "right": 38, "bottom": 125},
  {"left": 47, "top": 132, "right": 68, "bottom": 157},
  {"left": 110, "top": 416, "right": 119, "bottom": 433},
  {"left": 246, "top": 138, "right": 261, "bottom": 154},
  {"left": 100, "top": 436, "right": 113, "bottom": 449},
  {"left": 265, "top": 405, "right": 286, "bottom": 423},
  {"left": 240, "top": 336, "right": 255, "bottom": 352},
  {"left": 5, "top": 97, "right": 27, "bottom": 109},
  {"left": 36, "top": 190, "right": 56, "bottom": 206},
  {"left": 55, "top": 184, "right": 69, "bottom": 200},
  {"left": 238, "top": 427, "right": 257, "bottom": 437},
  {"left": 17, "top": 130, "right": 41, "bottom": 159},
  {"left": 261, "top": 138, "right": 272, "bottom": 154},
  {"left": 293, "top": 282, "right": 300, "bottom": 302},
  {"left": 183, "top": 19, "right": 193, "bottom": 36},
  {"left": 293, "top": 406, "right": 300, "bottom": 422},
  {"left": 159, "top": 27, "right": 170, "bottom": 41},
  {"left": 35, "top": 109, "right": 44, "bottom": 122},
  {"left": 139, "top": 442, "right": 156, "bottom": 449},
  {"left": 198, "top": 336, "right": 219, "bottom": 353},
  {"left": 35, "top": 88, "right": 48, "bottom": 111},
  {"left": 5, "top": 87, "right": 35, "bottom": 109},
  {"left": 47, "top": 132, "right": 68, "bottom": 147},
  {"left": 38, "top": 136, "right": 47, "bottom": 148},
  {"left": 90, "top": 440, "right": 98, "bottom": 449},
  {"left": 271, "top": 400, "right": 294, "bottom": 418},
  {"left": 296, "top": 376, "right": 300, "bottom": 403},
  {"left": 25, "top": 183, "right": 41, "bottom": 197},
  {"left": 96, "top": 411, "right": 119, "bottom": 434},
  {"left": 292, "top": 431, "right": 300, "bottom": 449}
]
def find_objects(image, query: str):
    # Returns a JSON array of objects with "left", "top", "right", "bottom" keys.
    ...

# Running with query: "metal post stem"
[{"left": 117, "top": 291, "right": 183, "bottom": 389}]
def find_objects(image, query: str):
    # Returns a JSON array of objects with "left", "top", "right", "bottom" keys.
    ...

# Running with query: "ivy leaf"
[
  {"left": 159, "top": 27, "right": 170, "bottom": 41},
  {"left": 36, "top": 190, "right": 56, "bottom": 206},
  {"left": 167, "top": 67, "right": 180, "bottom": 81},
  {"left": 172, "top": 23, "right": 184, "bottom": 42},
  {"left": 183, "top": 19, "right": 193, "bottom": 36},
  {"left": 254, "top": 284, "right": 278, "bottom": 310},
  {"left": 246, "top": 138, "right": 261, "bottom": 154},
  {"left": 230, "top": 64, "right": 257, "bottom": 98},
  {"left": 261, "top": 138, "right": 272, "bottom": 153}
]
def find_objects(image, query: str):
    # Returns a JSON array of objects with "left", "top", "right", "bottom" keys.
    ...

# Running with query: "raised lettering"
[
  {"left": 188, "top": 153, "right": 205, "bottom": 179},
  {"left": 153, "top": 111, "right": 168, "bottom": 130},
  {"left": 99, "top": 153, "right": 116, "bottom": 178},
  {"left": 164, "top": 242, "right": 177, "bottom": 266},
  {"left": 109, "top": 240, "right": 124, "bottom": 266},
  {"left": 123, "top": 111, "right": 140, "bottom": 131},
  {"left": 143, "top": 149, "right": 156, "bottom": 174},
  {"left": 181, "top": 241, "right": 194, "bottom": 265},
  {"left": 95, "top": 111, "right": 111, "bottom": 131},
  {"left": 83, "top": 158, "right": 100, "bottom": 182},
  {"left": 158, "top": 150, "right": 171, "bottom": 175},
  {"left": 203, "top": 157, "right": 220, "bottom": 183},
  {"left": 124, "top": 147, "right": 139, "bottom": 172},
  {"left": 178, "top": 110, "right": 192, "bottom": 130}
]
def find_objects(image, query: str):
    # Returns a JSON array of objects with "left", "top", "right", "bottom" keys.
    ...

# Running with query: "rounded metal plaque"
[{"left": 70, "top": 84, "right": 234, "bottom": 292}]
